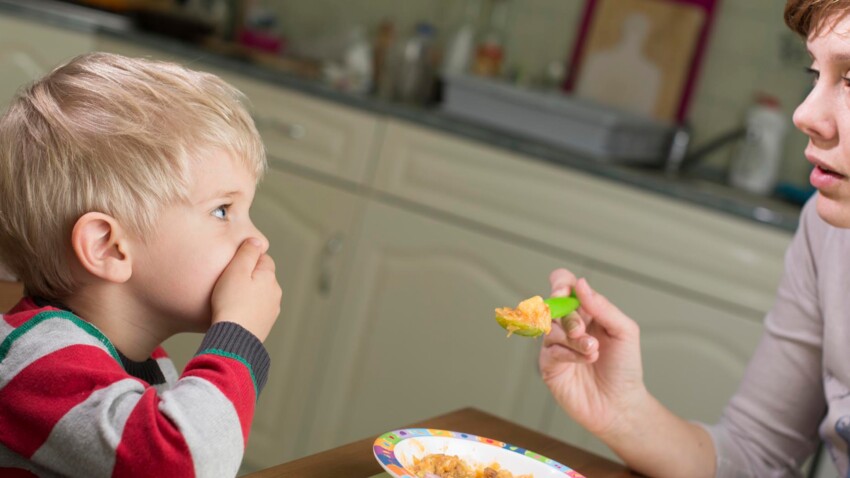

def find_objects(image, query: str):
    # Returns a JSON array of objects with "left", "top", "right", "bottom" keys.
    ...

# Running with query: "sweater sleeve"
[
  {"left": 703, "top": 196, "right": 826, "bottom": 477},
  {"left": 0, "top": 315, "right": 270, "bottom": 478}
]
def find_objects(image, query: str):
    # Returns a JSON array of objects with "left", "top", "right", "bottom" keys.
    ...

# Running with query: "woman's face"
[{"left": 794, "top": 14, "right": 850, "bottom": 227}]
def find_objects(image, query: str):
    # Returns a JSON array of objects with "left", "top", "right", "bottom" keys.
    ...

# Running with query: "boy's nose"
[{"left": 247, "top": 225, "right": 270, "bottom": 255}]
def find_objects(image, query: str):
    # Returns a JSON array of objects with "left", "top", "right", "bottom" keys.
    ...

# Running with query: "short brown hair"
[
  {"left": 0, "top": 52, "right": 266, "bottom": 300},
  {"left": 785, "top": 0, "right": 850, "bottom": 37}
]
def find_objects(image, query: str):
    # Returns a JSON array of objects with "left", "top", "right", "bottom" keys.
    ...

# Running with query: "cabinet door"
[
  {"left": 541, "top": 268, "right": 765, "bottom": 462},
  {"left": 163, "top": 164, "right": 365, "bottom": 471},
  {"left": 0, "top": 14, "right": 94, "bottom": 109},
  {"left": 307, "top": 200, "right": 587, "bottom": 452}
]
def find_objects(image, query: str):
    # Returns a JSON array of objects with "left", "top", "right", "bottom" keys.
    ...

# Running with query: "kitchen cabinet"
[
  {"left": 0, "top": 13, "right": 94, "bottom": 109},
  {"left": 305, "top": 199, "right": 587, "bottom": 454}
]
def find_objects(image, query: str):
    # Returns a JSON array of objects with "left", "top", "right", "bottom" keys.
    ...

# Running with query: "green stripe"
[
  {"left": 197, "top": 348, "right": 259, "bottom": 399},
  {"left": 0, "top": 311, "right": 122, "bottom": 366}
]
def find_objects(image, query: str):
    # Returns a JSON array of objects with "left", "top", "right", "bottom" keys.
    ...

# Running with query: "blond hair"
[
  {"left": 0, "top": 52, "right": 266, "bottom": 300},
  {"left": 785, "top": 0, "right": 850, "bottom": 37}
]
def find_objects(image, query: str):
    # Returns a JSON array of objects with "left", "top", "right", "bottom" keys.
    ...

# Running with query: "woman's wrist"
[{"left": 595, "top": 384, "right": 655, "bottom": 446}]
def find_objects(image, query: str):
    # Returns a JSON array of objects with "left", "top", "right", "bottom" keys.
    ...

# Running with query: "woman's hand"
[{"left": 539, "top": 268, "right": 649, "bottom": 440}]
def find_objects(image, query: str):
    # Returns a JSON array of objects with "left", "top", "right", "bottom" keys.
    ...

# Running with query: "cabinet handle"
[
  {"left": 318, "top": 233, "right": 344, "bottom": 295},
  {"left": 253, "top": 115, "right": 307, "bottom": 140}
]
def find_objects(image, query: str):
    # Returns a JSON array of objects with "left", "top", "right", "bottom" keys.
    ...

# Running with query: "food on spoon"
[
  {"left": 494, "top": 295, "right": 580, "bottom": 338},
  {"left": 412, "top": 453, "right": 532, "bottom": 478}
]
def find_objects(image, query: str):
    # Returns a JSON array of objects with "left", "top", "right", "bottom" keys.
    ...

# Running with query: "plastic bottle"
[
  {"left": 442, "top": 0, "right": 480, "bottom": 77},
  {"left": 728, "top": 95, "right": 788, "bottom": 195},
  {"left": 373, "top": 19, "right": 396, "bottom": 96},
  {"left": 343, "top": 26, "right": 373, "bottom": 94},
  {"left": 472, "top": 0, "right": 510, "bottom": 78},
  {"left": 394, "top": 22, "right": 438, "bottom": 104}
]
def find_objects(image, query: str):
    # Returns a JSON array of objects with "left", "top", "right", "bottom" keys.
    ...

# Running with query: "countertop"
[{"left": 0, "top": 0, "right": 804, "bottom": 233}]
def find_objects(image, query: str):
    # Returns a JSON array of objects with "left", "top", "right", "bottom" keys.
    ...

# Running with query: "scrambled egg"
[{"left": 411, "top": 453, "right": 532, "bottom": 478}]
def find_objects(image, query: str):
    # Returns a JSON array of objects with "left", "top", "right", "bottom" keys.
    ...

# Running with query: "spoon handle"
[{"left": 543, "top": 295, "right": 580, "bottom": 319}]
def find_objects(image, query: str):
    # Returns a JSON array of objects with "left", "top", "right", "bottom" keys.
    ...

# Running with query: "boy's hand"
[{"left": 211, "top": 238, "right": 282, "bottom": 342}]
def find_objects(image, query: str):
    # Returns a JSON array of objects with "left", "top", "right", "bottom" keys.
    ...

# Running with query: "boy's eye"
[{"left": 212, "top": 205, "right": 230, "bottom": 220}]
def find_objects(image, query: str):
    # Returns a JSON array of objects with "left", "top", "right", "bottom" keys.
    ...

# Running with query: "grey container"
[{"left": 441, "top": 74, "right": 674, "bottom": 165}]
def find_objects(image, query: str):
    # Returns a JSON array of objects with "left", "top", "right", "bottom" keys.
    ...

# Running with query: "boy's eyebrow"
[{"left": 194, "top": 189, "right": 244, "bottom": 205}]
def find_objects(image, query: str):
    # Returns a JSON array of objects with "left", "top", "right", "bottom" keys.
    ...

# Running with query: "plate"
[{"left": 373, "top": 428, "right": 586, "bottom": 477}]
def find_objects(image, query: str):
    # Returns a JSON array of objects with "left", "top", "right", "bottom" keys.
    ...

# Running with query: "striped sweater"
[{"left": 0, "top": 297, "right": 270, "bottom": 478}]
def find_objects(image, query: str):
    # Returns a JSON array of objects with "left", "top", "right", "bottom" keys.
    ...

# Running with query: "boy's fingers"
[
  {"left": 227, "top": 238, "right": 265, "bottom": 275},
  {"left": 549, "top": 268, "right": 577, "bottom": 297},
  {"left": 253, "top": 254, "right": 276, "bottom": 276},
  {"left": 574, "top": 278, "right": 636, "bottom": 338}
]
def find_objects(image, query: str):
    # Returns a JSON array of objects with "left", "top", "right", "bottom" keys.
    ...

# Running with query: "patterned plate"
[{"left": 373, "top": 428, "right": 585, "bottom": 477}]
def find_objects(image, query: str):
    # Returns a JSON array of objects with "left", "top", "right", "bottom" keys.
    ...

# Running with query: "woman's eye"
[
  {"left": 212, "top": 205, "right": 230, "bottom": 220},
  {"left": 806, "top": 67, "right": 820, "bottom": 85}
]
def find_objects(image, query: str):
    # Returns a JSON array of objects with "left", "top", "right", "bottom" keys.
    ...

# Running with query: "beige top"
[{"left": 706, "top": 195, "right": 844, "bottom": 477}]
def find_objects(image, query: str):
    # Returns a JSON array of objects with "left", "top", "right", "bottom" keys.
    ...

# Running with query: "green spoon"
[{"left": 494, "top": 294, "right": 581, "bottom": 337}]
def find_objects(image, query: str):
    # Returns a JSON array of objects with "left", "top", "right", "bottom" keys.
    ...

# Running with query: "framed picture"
[{"left": 563, "top": 0, "right": 718, "bottom": 123}]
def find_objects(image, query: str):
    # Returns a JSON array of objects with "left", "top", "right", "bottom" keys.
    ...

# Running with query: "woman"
[{"left": 541, "top": 1, "right": 850, "bottom": 476}]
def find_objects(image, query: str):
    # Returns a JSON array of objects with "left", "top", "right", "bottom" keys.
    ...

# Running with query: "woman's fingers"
[
  {"left": 542, "top": 342, "right": 600, "bottom": 364},
  {"left": 574, "top": 278, "right": 638, "bottom": 339},
  {"left": 549, "top": 268, "right": 577, "bottom": 297},
  {"left": 545, "top": 311, "right": 599, "bottom": 360}
]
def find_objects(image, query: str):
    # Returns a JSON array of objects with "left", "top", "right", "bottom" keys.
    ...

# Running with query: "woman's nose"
[{"left": 793, "top": 86, "right": 835, "bottom": 141}]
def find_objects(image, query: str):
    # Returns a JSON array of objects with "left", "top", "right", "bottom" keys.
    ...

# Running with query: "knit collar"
[{"left": 32, "top": 296, "right": 166, "bottom": 385}]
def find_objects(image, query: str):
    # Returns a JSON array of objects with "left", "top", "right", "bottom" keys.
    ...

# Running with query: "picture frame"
[{"left": 562, "top": 0, "right": 718, "bottom": 123}]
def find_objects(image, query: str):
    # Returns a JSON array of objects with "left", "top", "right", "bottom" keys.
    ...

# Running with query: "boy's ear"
[{"left": 71, "top": 212, "right": 133, "bottom": 283}]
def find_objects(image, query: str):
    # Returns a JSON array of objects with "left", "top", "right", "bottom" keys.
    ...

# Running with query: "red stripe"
[
  {"left": 151, "top": 346, "right": 169, "bottom": 360},
  {"left": 3, "top": 300, "right": 62, "bottom": 327},
  {"left": 0, "top": 468, "right": 38, "bottom": 477},
  {"left": 183, "top": 354, "right": 256, "bottom": 444},
  {"left": 112, "top": 390, "right": 194, "bottom": 478},
  {"left": 0, "top": 344, "right": 128, "bottom": 457}
]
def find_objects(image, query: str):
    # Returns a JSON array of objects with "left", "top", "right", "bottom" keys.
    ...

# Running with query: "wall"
[{"left": 261, "top": 0, "right": 812, "bottom": 187}]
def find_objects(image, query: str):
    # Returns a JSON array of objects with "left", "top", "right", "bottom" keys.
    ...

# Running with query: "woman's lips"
[{"left": 810, "top": 164, "right": 847, "bottom": 190}]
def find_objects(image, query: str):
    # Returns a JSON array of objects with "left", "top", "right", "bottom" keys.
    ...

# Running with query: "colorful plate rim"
[{"left": 372, "top": 428, "right": 586, "bottom": 477}]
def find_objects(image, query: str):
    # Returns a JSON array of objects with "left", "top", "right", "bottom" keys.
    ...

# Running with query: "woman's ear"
[{"left": 71, "top": 212, "right": 132, "bottom": 283}]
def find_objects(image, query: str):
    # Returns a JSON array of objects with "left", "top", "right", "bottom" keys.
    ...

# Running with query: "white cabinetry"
[
  {"left": 0, "top": 14, "right": 94, "bottom": 109},
  {"left": 307, "top": 200, "right": 585, "bottom": 453},
  {"left": 96, "top": 32, "right": 793, "bottom": 469}
]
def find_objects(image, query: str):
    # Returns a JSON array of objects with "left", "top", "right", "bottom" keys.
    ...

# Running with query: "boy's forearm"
[{"left": 601, "top": 393, "right": 716, "bottom": 478}]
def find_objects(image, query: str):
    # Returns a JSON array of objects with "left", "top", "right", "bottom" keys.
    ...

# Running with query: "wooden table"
[{"left": 244, "top": 407, "right": 639, "bottom": 478}]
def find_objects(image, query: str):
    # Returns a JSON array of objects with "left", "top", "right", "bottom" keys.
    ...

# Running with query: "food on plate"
[
  {"left": 494, "top": 294, "right": 580, "bottom": 338},
  {"left": 411, "top": 453, "right": 532, "bottom": 478}
]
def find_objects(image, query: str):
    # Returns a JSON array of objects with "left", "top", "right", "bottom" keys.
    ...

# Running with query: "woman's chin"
[{"left": 816, "top": 194, "right": 850, "bottom": 228}]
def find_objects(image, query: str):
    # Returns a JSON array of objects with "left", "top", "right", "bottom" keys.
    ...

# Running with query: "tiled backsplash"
[{"left": 262, "top": 0, "right": 812, "bottom": 187}]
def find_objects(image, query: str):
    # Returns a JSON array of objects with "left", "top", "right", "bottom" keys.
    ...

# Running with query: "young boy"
[{"left": 0, "top": 52, "right": 282, "bottom": 477}]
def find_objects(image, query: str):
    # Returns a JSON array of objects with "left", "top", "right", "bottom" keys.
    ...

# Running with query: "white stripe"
[
  {"left": 0, "top": 439, "right": 67, "bottom": 477},
  {"left": 159, "top": 376, "right": 244, "bottom": 477},
  {"left": 155, "top": 356, "right": 179, "bottom": 393},
  {"left": 0, "top": 315, "right": 114, "bottom": 390},
  {"left": 31, "top": 378, "right": 143, "bottom": 477}
]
